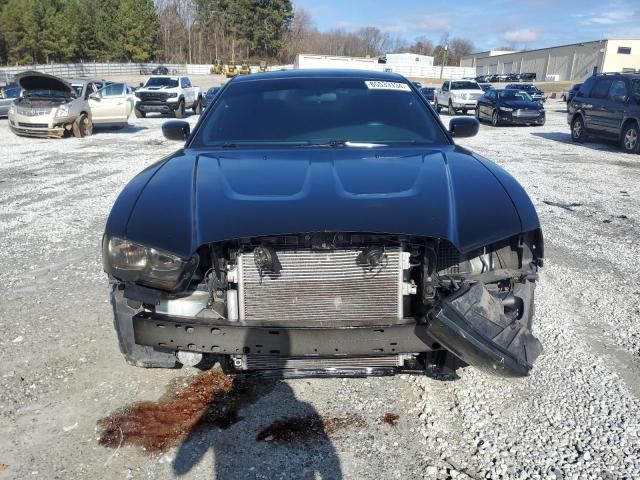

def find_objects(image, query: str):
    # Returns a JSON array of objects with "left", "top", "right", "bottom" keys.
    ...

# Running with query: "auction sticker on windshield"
[{"left": 364, "top": 81, "right": 411, "bottom": 92}]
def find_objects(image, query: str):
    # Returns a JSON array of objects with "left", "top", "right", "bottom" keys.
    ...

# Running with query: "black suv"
[{"left": 568, "top": 73, "right": 640, "bottom": 153}]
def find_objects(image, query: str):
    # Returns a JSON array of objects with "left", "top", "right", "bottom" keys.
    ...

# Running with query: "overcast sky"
[{"left": 294, "top": 0, "right": 640, "bottom": 51}]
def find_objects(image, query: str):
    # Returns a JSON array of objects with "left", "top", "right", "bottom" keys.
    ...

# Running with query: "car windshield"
[
  {"left": 498, "top": 90, "right": 533, "bottom": 101},
  {"left": 421, "top": 88, "right": 436, "bottom": 93},
  {"left": 451, "top": 81, "right": 480, "bottom": 90},
  {"left": 192, "top": 77, "right": 449, "bottom": 147},
  {"left": 71, "top": 84, "right": 84, "bottom": 96},
  {"left": 145, "top": 77, "right": 179, "bottom": 88},
  {"left": 27, "top": 89, "right": 73, "bottom": 98}
]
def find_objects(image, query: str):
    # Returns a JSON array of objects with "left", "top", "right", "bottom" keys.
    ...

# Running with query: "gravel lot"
[{"left": 0, "top": 99, "right": 639, "bottom": 479}]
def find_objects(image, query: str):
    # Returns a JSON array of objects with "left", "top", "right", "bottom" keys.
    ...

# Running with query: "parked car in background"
[
  {"left": 478, "top": 83, "right": 493, "bottom": 92},
  {"left": 152, "top": 66, "right": 170, "bottom": 75},
  {"left": 568, "top": 72, "right": 640, "bottom": 153},
  {"left": 519, "top": 72, "right": 537, "bottom": 82},
  {"left": 103, "top": 69, "right": 543, "bottom": 378},
  {"left": 419, "top": 86, "right": 436, "bottom": 105},
  {"left": 476, "top": 88, "right": 545, "bottom": 126},
  {"left": 475, "top": 75, "right": 491, "bottom": 83},
  {"left": 8, "top": 71, "right": 135, "bottom": 138},
  {"left": 506, "top": 73, "right": 520, "bottom": 82},
  {"left": 435, "top": 80, "right": 484, "bottom": 114},
  {"left": 505, "top": 83, "right": 545, "bottom": 102},
  {"left": 412, "top": 81, "right": 423, "bottom": 88},
  {"left": 134, "top": 75, "right": 202, "bottom": 118},
  {"left": 203, "top": 85, "right": 223, "bottom": 108},
  {"left": 0, "top": 85, "right": 21, "bottom": 117}
]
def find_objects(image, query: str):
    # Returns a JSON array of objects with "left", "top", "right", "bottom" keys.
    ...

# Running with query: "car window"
[
  {"left": 590, "top": 79, "right": 613, "bottom": 99},
  {"left": 450, "top": 81, "right": 480, "bottom": 90},
  {"left": 145, "top": 77, "right": 179, "bottom": 88},
  {"left": 3, "top": 87, "right": 21, "bottom": 98},
  {"left": 98, "top": 83, "right": 124, "bottom": 97},
  {"left": 608, "top": 80, "right": 628, "bottom": 102},
  {"left": 497, "top": 90, "right": 533, "bottom": 102},
  {"left": 72, "top": 84, "right": 84, "bottom": 96},
  {"left": 192, "top": 77, "right": 450, "bottom": 148},
  {"left": 578, "top": 77, "right": 596, "bottom": 97},
  {"left": 631, "top": 79, "right": 640, "bottom": 98}
]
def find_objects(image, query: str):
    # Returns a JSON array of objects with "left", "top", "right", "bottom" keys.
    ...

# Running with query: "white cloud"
[
  {"left": 585, "top": 10, "right": 627, "bottom": 25},
  {"left": 501, "top": 28, "right": 540, "bottom": 44}
]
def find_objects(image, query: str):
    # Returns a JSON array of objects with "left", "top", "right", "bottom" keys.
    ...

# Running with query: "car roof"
[{"left": 230, "top": 68, "right": 408, "bottom": 83}]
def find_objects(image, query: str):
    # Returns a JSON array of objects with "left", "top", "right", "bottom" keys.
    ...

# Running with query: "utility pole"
[{"left": 440, "top": 44, "right": 448, "bottom": 79}]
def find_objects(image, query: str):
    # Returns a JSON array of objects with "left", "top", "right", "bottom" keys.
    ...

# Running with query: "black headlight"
[{"left": 102, "top": 235, "right": 197, "bottom": 291}]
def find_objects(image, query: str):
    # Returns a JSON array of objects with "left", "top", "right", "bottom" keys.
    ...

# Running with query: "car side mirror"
[
  {"left": 89, "top": 92, "right": 101, "bottom": 100},
  {"left": 449, "top": 117, "right": 479, "bottom": 138},
  {"left": 162, "top": 120, "right": 190, "bottom": 141}
]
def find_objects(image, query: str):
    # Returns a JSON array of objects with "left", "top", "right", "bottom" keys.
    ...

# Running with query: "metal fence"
[{"left": 0, "top": 62, "right": 474, "bottom": 83}]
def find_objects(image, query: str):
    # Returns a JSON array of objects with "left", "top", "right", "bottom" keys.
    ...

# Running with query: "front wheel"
[
  {"left": 621, "top": 122, "right": 639, "bottom": 153},
  {"left": 448, "top": 100, "right": 456, "bottom": 115},
  {"left": 134, "top": 107, "right": 145, "bottom": 118},
  {"left": 435, "top": 101, "right": 442, "bottom": 113},
  {"left": 72, "top": 113, "right": 93, "bottom": 138},
  {"left": 475, "top": 108, "right": 481, "bottom": 122},
  {"left": 462, "top": 109, "right": 468, "bottom": 115},
  {"left": 193, "top": 97, "right": 202, "bottom": 114},
  {"left": 174, "top": 99, "right": 185, "bottom": 119},
  {"left": 571, "top": 116, "right": 587, "bottom": 143},
  {"left": 491, "top": 110, "right": 501, "bottom": 127}
]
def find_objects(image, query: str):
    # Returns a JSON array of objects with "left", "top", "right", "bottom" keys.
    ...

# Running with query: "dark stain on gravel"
[
  {"left": 97, "top": 370, "right": 270, "bottom": 453},
  {"left": 542, "top": 200, "right": 583, "bottom": 211},
  {"left": 382, "top": 413, "right": 399, "bottom": 426},
  {"left": 256, "top": 413, "right": 367, "bottom": 443}
]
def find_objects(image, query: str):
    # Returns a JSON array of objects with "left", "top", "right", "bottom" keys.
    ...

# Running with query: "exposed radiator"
[{"left": 238, "top": 247, "right": 403, "bottom": 323}]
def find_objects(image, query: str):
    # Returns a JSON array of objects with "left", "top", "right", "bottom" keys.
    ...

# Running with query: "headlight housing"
[
  {"left": 134, "top": 92, "right": 141, "bottom": 98},
  {"left": 167, "top": 93, "right": 177, "bottom": 98},
  {"left": 56, "top": 103, "right": 72, "bottom": 117},
  {"left": 8, "top": 105, "right": 15, "bottom": 115},
  {"left": 499, "top": 106, "right": 514, "bottom": 112},
  {"left": 102, "top": 235, "right": 197, "bottom": 291}
]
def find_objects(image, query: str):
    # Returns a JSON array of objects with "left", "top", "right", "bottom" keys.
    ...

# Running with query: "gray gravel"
[{"left": 0, "top": 100, "right": 639, "bottom": 479}]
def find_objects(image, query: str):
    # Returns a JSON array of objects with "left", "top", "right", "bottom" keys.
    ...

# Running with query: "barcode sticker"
[{"left": 364, "top": 81, "right": 411, "bottom": 92}]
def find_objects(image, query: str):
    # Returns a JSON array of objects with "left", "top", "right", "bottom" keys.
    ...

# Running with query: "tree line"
[{"left": 0, "top": 0, "right": 474, "bottom": 66}]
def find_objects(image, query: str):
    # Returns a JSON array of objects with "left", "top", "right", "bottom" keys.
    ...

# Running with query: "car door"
[
  {"left": 440, "top": 81, "right": 449, "bottom": 104},
  {"left": 181, "top": 77, "right": 193, "bottom": 106},
  {"left": 89, "top": 83, "right": 130, "bottom": 124},
  {"left": 585, "top": 78, "right": 613, "bottom": 134},
  {"left": 477, "top": 91, "right": 489, "bottom": 119},
  {"left": 606, "top": 79, "right": 630, "bottom": 135}
]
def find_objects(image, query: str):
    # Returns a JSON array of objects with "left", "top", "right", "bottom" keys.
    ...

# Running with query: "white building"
[
  {"left": 383, "top": 53, "right": 434, "bottom": 67},
  {"left": 461, "top": 39, "right": 640, "bottom": 81}
]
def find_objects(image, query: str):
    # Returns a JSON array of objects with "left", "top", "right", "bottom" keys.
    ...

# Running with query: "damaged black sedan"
[{"left": 103, "top": 70, "right": 543, "bottom": 378}]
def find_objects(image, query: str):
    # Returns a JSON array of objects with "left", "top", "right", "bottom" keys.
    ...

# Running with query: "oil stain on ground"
[
  {"left": 97, "top": 370, "right": 270, "bottom": 453},
  {"left": 256, "top": 413, "right": 367, "bottom": 443},
  {"left": 382, "top": 413, "right": 399, "bottom": 426}
]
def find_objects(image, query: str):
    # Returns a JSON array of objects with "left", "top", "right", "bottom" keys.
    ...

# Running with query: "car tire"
[
  {"left": 134, "top": 107, "right": 145, "bottom": 118},
  {"left": 435, "top": 101, "right": 442, "bottom": 113},
  {"left": 491, "top": 110, "right": 501, "bottom": 127},
  {"left": 475, "top": 108, "right": 481, "bottom": 122},
  {"left": 571, "top": 115, "right": 587, "bottom": 143},
  {"left": 193, "top": 97, "right": 202, "bottom": 114},
  {"left": 621, "top": 122, "right": 639, "bottom": 154},
  {"left": 175, "top": 99, "right": 185, "bottom": 118},
  {"left": 449, "top": 100, "right": 455, "bottom": 115},
  {"left": 462, "top": 109, "right": 468, "bottom": 115},
  {"left": 72, "top": 113, "right": 93, "bottom": 138}
]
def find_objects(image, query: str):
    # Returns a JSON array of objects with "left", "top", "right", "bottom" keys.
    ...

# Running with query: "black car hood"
[
  {"left": 15, "top": 71, "right": 76, "bottom": 96},
  {"left": 502, "top": 100, "right": 542, "bottom": 110},
  {"left": 107, "top": 146, "right": 539, "bottom": 259}
]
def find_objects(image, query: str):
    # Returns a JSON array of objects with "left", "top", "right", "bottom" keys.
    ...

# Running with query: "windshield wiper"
[{"left": 313, "top": 140, "right": 387, "bottom": 148}]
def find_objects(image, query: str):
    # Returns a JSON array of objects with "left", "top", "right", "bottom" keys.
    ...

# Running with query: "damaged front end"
[{"left": 105, "top": 230, "right": 543, "bottom": 378}]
